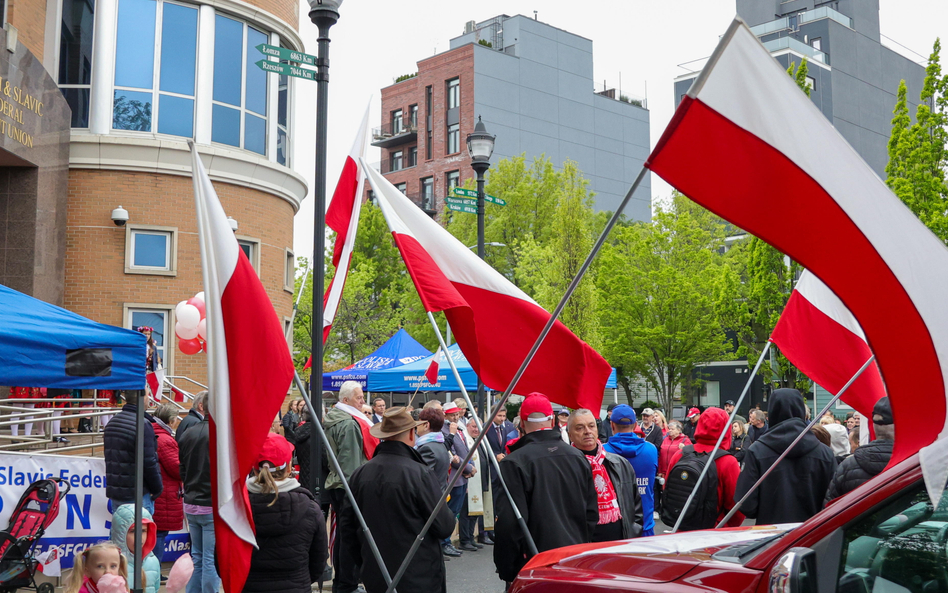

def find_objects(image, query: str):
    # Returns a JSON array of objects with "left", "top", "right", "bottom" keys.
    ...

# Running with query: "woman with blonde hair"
[{"left": 652, "top": 410, "right": 669, "bottom": 434}]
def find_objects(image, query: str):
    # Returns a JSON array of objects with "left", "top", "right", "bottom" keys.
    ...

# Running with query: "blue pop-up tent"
[
  {"left": 0, "top": 284, "right": 147, "bottom": 388},
  {"left": 368, "top": 343, "right": 481, "bottom": 392},
  {"left": 324, "top": 328, "right": 431, "bottom": 391}
]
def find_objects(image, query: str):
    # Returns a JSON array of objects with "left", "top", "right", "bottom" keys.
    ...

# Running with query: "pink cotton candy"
[
  {"left": 96, "top": 573, "right": 129, "bottom": 593},
  {"left": 165, "top": 553, "right": 194, "bottom": 593}
]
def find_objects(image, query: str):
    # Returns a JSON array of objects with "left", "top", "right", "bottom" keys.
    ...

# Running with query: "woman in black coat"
[
  {"left": 729, "top": 421, "right": 751, "bottom": 465},
  {"left": 245, "top": 433, "right": 328, "bottom": 593}
]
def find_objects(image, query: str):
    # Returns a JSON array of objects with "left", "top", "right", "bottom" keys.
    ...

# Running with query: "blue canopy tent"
[
  {"left": 323, "top": 328, "right": 431, "bottom": 391},
  {"left": 0, "top": 284, "right": 147, "bottom": 388},
  {"left": 368, "top": 343, "right": 481, "bottom": 392}
]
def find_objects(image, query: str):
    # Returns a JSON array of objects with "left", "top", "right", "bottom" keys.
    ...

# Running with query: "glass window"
[
  {"left": 284, "top": 249, "right": 295, "bottom": 291},
  {"left": 113, "top": 89, "right": 153, "bottom": 131},
  {"left": 446, "top": 170, "right": 460, "bottom": 194},
  {"left": 277, "top": 72, "right": 289, "bottom": 166},
  {"left": 159, "top": 3, "right": 197, "bottom": 96},
  {"left": 408, "top": 146, "right": 417, "bottom": 167},
  {"left": 157, "top": 94, "right": 194, "bottom": 137},
  {"left": 410, "top": 104, "right": 418, "bottom": 128},
  {"left": 131, "top": 230, "right": 170, "bottom": 269},
  {"left": 421, "top": 177, "right": 434, "bottom": 210},
  {"left": 447, "top": 123, "right": 460, "bottom": 154},
  {"left": 129, "top": 309, "right": 167, "bottom": 363},
  {"left": 835, "top": 482, "right": 948, "bottom": 593},
  {"left": 391, "top": 150, "right": 403, "bottom": 172},
  {"left": 392, "top": 109, "right": 403, "bottom": 134},
  {"left": 447, "top": 78, "right": 460, "bottom": 109},
  {"left": 59, "top": 0, "right": 95, "bottom": 127},
  {"left": 237, "top": 238, "right": 259, "bottom": 272},
  {"left": 212, "top": 16, "right": 270, "bottom": 152},
  {"left": 114, "top": 0, "right": 156, "bottom": 89},
  {"left": 812, "top": 38, "right": 822, "bottom": 51},
  {"left": 425, "top": 85, "right": 433, "bottom": 159},
  {"left": 395, "top": 183, "right": 406, "bottom": 193}
]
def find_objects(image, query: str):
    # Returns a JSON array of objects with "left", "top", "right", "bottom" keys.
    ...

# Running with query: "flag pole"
[
  {"left": 293, "top": 370, "right": 395, "bottom": 591},
  {"left": 426, "top": 311, "right": 538, "bottom": 555},
  {"left": 716, "top": 355, "right": 875, "bottom": 528},
  {"left": 669, "top": 341, "right": 771, "bottom": 533},
  {"left": 385, "top": 165, "right": 649, "bottom": 593}
]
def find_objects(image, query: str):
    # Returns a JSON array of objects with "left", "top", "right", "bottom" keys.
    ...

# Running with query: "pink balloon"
[
  {"left": 175, "top": 321, "right": 198, "bottom": 340},
  {"left": 177, "top": 304, "right": 200, "bottom": 330},
  {"left": 179, "top": 338, "right": 202, "bottom": 355},
  {"left": 188, "top": 296, "right": 206, "bottom": 320},
  {"left": 197, "top": 318, "right": 207, "bottom": 340}
]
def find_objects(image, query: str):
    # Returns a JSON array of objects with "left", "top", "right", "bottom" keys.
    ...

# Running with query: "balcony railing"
[
  {"left": 750, "top": 6, "right": 852, "bottom": 37},
  {"left": 371, "top": 120, "right": 418, "bottom": 148},
  {"left": 762, "top": 36, "right": 829, "bottom": 64}
]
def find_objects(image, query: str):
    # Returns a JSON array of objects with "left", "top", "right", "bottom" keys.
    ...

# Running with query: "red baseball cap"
[
  {"left": 257, "top": 432, "right": 294, "bottom": 469},
  {"left": 520, "top": 393, "right": 553, "bottom": 423},
  {"left": 687, "top": 407, "right": 701, "bottom": 419}
]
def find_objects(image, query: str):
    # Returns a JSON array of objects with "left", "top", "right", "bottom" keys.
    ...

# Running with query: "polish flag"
[
  {"left": 145, "top": 366, "right": 165, "bottom": 405},
  {"left": 770, "top": 271, "right": 886, "bottom": 422},
  {"left": 323, "top": 105, "right": 371, "bottom": 344},
  {"left": 188, "top": 142, "right": 295, "bottom": 592},
  {"left": 645, "top": 19, "right": 948, "bottom": 504},
  {"left": 363, "top": 162, "right": 611, "bottom": 411},
  {"left": 425, "top": 350, "right": 440, "bottom": 385}
]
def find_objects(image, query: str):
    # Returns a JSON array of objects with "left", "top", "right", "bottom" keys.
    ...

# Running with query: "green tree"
[
  {"left": 886, "top": 39, "right": 948, "bottom": 243},
  {"left": 597, "top": 194, "right": 736, "bottom": 412}
]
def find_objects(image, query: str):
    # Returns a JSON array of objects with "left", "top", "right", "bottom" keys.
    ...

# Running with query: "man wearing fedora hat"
[{"left": 338, "top": 407, "right": 455, "bottom": 593}]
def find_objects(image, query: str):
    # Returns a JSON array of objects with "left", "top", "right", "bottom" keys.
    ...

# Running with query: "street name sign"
[
  {"left": 451, "top": 187, "right": 506, "bottom": 205},
  {"left": 445, "top": 196, "right": 476, "bottom": 207},
  {"left": 446, "top": 202, "right": 478, "bottom": 214},
  {"left": 256, "top": 44, "right": 317, "bottom": 66},
  {"left": 255, "top": 60, "right": 316, "bottom": 81}
]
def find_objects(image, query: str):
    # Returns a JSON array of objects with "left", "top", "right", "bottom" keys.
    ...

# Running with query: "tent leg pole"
[{"left": 132, "top": 389, "right": 144, "bottom": 593}]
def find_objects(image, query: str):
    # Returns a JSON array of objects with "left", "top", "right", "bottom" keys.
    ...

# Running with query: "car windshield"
[{"left": 712, "top": 532, "right": 789, "bottom": 564}]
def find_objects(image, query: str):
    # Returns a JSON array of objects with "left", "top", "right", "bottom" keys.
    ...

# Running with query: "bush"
[
  {"left": 395, "top": 72, "right": 417, "bottom": 83},
  {"left": 478, "top": 39, "right": 493, "bottom": 48}
]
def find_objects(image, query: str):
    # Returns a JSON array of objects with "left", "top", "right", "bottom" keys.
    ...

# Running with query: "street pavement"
[{"left": 445, "top": 542, "right": 506, "bottom": 592}]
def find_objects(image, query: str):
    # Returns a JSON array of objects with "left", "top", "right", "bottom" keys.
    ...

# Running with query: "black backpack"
[{"left": 661, "top": 445, "right": 731, "bottom": 531}]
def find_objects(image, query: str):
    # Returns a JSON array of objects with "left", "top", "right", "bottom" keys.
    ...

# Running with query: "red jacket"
[
  {"left": 667, "top": 407, "right": 744, "bottom": 527},
  {"left": 658, "top": 432, "right": 692, "bottom": 477},
  {"left": 153, "top": 422, "right": 183, "bottom": 531}
]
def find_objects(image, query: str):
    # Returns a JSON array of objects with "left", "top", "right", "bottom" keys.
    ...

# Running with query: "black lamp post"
[
  {"left": 466, "top": 116, "right": 494, "bottom": 420},
  {"left": 306, "top": 0, "right": 341, "bottom": 504}
]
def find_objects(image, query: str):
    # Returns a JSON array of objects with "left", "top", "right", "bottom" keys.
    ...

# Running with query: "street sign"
[
  {"left": 256, "top": 44, "right": 317, "bottom": 66},
  {"left": 255, "top": 60, "right": 316, "bottom": 81},
  {"left": 446, "top": 203, "right": 477, "bottom": 214},
  {"left": 451, "top": 187, "right": 506, "bottom": 205},
  {"left": 445, "top": 196, "right": 476, "bottom": 207}
]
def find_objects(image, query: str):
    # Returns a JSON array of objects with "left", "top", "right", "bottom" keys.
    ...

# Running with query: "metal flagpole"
[
  {"left": 384, "top": 166, "right": 650, "bottom": 593},
  {"left": 132, "top": 389, "right": 145, "bottom": 593},
  {"left": 716, "top": 355, "right": 875, "bottom": 528},
  {"left": 426, "top": 312, "right": 538, "bottom": 555},
  {"left": 669, "top": 341, "right": 771, "bottom": 533},
  {"left": 293, "top": 370, "right": 395, "bottom": 591}
]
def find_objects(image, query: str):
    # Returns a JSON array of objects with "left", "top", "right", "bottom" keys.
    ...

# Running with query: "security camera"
[{"left": 111, "top": 206, "right": 129, "bottom": 226}]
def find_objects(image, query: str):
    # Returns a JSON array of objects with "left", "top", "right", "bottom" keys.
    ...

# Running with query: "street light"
[
  {"left": 466, "top": 116, "right": 495, "bottom": 421},
  {"left": 306, "top": 0, "right": 341, "bottom": 521}
]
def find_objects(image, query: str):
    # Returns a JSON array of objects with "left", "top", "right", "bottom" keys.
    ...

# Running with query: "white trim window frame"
[
  {"left": 236, "top": 235, "right": 261, "bottom": 275},
  {"left": 111, "top": 0, "right": 199, "bottom": 137},
  {"left": 284, "top": 248, "right": 295, "bottom": 292},
  {"left": 125, "top": 224, "right": 178, "bottom": 276},
  {"left": 125, "top": 304, "right": 173, "bottom": 375}
]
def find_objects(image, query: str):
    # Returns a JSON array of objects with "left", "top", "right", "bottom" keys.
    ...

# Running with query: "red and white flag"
[
  {"left": 771, "top": 270, "right": 886, "bottom": 422},
  {"left": 145, "top": 366, "right": 165, "bottom": 405},
  {"left": 323, "top": 104, "right": 371, "bottom": 344},
  {"left": 425, "top": 349, "right": 440, "bottom": 385},
  {"left": 363, "top": 162, "right": 611, "bottom": 411},
  {"left": 645, "top": 19, "right": 948, "bottom": 504},
  {"left": 189, "top": 142, "right": 295, "bottom": 592}
]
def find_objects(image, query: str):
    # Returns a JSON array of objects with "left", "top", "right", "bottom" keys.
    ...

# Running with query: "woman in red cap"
[{"left": 244, "top": 432, "right": 328, "bottom": 592}]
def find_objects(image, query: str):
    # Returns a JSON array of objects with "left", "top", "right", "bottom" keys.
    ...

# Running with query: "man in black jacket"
[
  {"left": 340, "top": 407, "right": 454, "bottom": 593},
  {"left": 493, "top": 393, "right": 598, "bottom": 586},
  {"left": 735, "top": 389, "right": 836, "bottom": 524},
  {"left": 824, "top": 397, "right": 894, "bottom": 505},
  {"left": 747, "top": 409, "right": 769, "bottom": 443},
  {"left": 103, "top": 390, "right": 162, "bottom": 514},
  {"left": 568, "top": 409, "right": 643, "bottom": 541},
  {"left": 178, "top": 413, "right": 220, "bottom": 593},
  {"left": 483, "top": 406, "right": 514, "bottom": 546},
  {"left": 176, "top": 390, "right": 207, "bottom": 444}
]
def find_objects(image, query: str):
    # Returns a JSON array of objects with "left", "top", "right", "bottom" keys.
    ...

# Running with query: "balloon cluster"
[{"left": 175, "top": 292, "right": 207, "bottom": 355}]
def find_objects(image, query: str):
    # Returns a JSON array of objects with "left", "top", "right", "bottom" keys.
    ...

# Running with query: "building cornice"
[
  {"left": 69, "top": 132, "right": 307, "bottom": 212},
  {"left": 203, "top": 0, "right": 304, "bottom": 51}
]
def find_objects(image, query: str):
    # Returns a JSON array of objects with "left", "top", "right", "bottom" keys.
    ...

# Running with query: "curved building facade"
[{"left": 2, "top": 0, "right": 306, "bottom": 385}]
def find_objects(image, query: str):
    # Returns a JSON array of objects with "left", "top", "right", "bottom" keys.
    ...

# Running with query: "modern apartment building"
[
  {"left": 374, "top": 15, "right": 652, "bottom": 220},
  {"left": 0, "top": 0, "right": 305, "bottom": 386},
  {"left": 675, "top": 0, "right": 926, "bottom": 179}
]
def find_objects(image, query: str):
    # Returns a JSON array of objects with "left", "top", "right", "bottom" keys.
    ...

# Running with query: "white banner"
[{"left": 0, "top": 453, "right": 189, "bottom": 568}]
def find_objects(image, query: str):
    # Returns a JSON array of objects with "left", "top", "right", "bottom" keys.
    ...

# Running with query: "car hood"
[{"left": 521, "top": 524, "right": 796, "bottom": 584}]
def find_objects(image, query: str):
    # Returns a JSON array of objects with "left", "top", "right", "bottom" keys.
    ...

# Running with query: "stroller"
[{"left": 0, "top": 478, "right": 70, "bottom": 593}]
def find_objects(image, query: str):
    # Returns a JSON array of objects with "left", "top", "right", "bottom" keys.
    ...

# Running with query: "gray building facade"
[{"left": 674, "top": 0, "right": 926, "bottom": 179}]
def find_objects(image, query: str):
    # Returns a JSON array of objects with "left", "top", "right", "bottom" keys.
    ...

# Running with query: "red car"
[{"left": 512, "top": 453, "right": 948, "bottom": 593}]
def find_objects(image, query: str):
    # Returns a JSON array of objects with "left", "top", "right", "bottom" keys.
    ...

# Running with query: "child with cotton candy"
[{"left": 65, "top": 541, "right": 130, "bottom": 593}]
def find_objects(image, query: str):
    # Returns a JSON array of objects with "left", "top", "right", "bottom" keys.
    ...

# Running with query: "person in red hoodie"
[
  {"left": 666, "top": 407, "right": 744, "bottom": 528},
  {"left": 151, "top": 404, "right": 183, "bottom": 565}
]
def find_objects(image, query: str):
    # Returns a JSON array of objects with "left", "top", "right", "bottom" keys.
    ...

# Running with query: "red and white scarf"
[
  {"left": 334, "top": 402, "right": 379, "bottom": 459},
  {"left": 578, "top": 443, "right": 622, "bottom": 525}
]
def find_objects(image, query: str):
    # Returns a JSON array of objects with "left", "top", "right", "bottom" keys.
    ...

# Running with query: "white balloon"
[
  {"left": 174, "top": 300, "right": 190, "bottom": 320},
  {"left": 176, "top": 321, "right": 199, "bottom": 340},
  {"left": 177, "top": 304, "right": 201, "bottom": 330},
  {"left": 195, "top": 291, "right": 205, "bottom": 303},
  {"left": 197, "top": 318, "right": 207, "bottom": 341}
]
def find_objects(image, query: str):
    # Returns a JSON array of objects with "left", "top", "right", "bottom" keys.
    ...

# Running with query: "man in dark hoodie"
[
  {"left": 824, "top": 397, "right": 894, "bottom": 505},
  {"left": 735, "top": 389, "right": 836, "bottom": 524}
]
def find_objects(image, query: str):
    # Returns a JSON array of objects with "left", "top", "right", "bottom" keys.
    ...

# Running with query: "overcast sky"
[{"left": 289, "top": 0, "right": 947, "bottom": 260}]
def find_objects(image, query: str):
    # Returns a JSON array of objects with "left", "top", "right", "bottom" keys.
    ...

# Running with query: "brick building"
[
  {"left": 374, "top": 15, "right": 652, "bottom": 220},
  {"left": 0, "top": 0, "right": 306, "bottom": 386}
]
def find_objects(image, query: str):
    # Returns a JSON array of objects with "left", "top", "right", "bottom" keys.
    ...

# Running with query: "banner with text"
[{"left": 0, "top": 453, "right": 189, "bottom": 569}]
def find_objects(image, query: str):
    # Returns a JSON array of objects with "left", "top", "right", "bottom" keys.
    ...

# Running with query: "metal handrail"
[{"left": 165, "top": 376, "right": 207, "bottom": 391}]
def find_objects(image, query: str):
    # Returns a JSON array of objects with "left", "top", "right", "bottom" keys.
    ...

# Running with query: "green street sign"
[
  {"left": 445, "top": 196, "right": 476, "bottom": 207},
  {"left": 446, "top": 203, "right": 477, "bottom": 214},
  {"left": 256, "top": 44, "right": 316, "bottom": 66},
  {"left": 255, "top": 60, "right": 316, "bottom": 81},
  {"left": 451, "top": 187, "right": 506, "bottom": 205}
]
